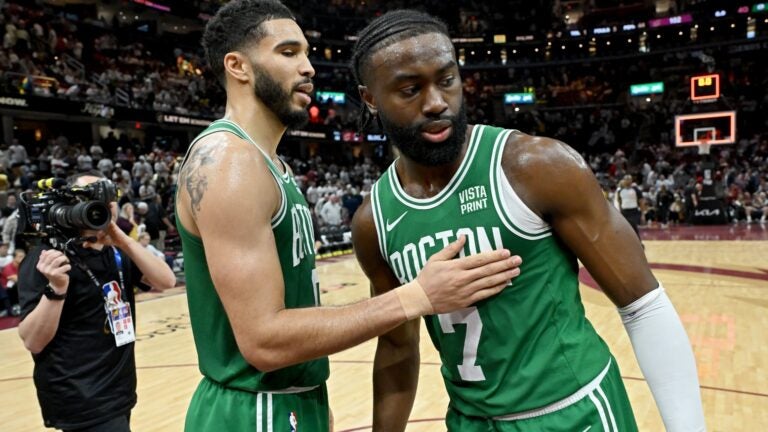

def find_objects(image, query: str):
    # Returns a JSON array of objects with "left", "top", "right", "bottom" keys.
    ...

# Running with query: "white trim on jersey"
[
  {"left": 492, "top": 358, "right": 612, "bottom": 421},
  {"left": 370, "top": 181, "right": 389, "bottom": 262},
  {"left": 261, "top": 385, "right": 320, "bottom": 394},
  {"left": 488, "top": 129, "right": 552, "bottom": 241},
  {"left": 387, "top": 125, "right": 484, "bottom": 210},
  {"left": 497, "top": 158, "right": 551, "bottom": 234},
  {"left": 215, "top": 119, "right": 288, "bottom": 227},
  {"left": 270, "top": 177, "right": 288, "bottom": 229},
  {"left": 179, "top": 119, "right": 288, "bottom": 229}
]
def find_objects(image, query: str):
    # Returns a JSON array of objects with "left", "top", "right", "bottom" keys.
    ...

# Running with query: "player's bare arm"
[
  {"left": 181, "top": 139, "right": 225, "bottom": 219},
  {"left": 501, "top": 133, "right": 656, "bottom": 306},
  {"left": 352, "top": 197, "right": 421, "bottom": 431},
  {"left": 502, "top": 132, "right": 705, "bottom": 431},
  {"left": 177, "top": 134, "right": 521, "bottom": 372}
]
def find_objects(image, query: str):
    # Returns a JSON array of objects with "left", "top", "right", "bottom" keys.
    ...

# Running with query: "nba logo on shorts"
[{"left": 288, "top": 412, "right": 298, "bottom": 431}]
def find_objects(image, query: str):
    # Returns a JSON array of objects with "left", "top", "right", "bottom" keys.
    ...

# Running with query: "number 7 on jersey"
[{"left": 438, "top": 307, "right": 486, "bottom": 381}]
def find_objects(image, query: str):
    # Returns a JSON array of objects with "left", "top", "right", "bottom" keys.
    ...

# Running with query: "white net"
[{"left": 697, "top": 140, "right": 711, "bottom": 155}]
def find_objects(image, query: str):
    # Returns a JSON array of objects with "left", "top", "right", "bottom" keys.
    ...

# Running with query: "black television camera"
[{"left": 18, "top": 178, "right": 119, "bottom": 250}]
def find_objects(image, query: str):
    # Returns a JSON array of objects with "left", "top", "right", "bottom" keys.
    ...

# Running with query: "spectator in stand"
[
  {"left": 90, "top": 142, "right": 104, "bottom": 161},
  {"left": 138, "top": 195, "right": 174, "bottom": 251},
  {"left": 341, "top": 186, "right": 362, "bottom": 223},
  {"left": 669, "top": 192, "right": 685, "bottom": 225},
  {"left": 132, "top": 155, "right": 153, "bottom": 180},
  {"left": 117, "top": 202, "right": 140, "bottom": 240},
  {"left": 0, "top": 242, "right": 12, "bottom": 267},
  {"left": 685, "top": 182, "right": 703, "bottom": 225},
  {"left": 614, "top": 175, "right": 642, "bottom": 237},
  {"left": 0, "top": 248, "right": 24, "bottom": 317},
  {"left": 138, "top": 232, "right": 174, "bottom": 269},
  {"left": 9, "top": 138, "right": 28, "bottom": 165},
  {"left": 138, "top": 178, "right": 156, "bottom": 202},
  {"left": 319, "top": 194, "right": 344, "bottom": 227},
  {"left": 746, "top": 191, "right": 767, "bottom": 224},
  {"left": 0, "top": 242, "right": 14, "bottom": 316},
  {"left": 97, "top": 154, "right": 114, "bottom": 177},
  {"left": 76, "top": 149, "right": 93, "bottom": 171},
  {"left": 2, "top": 192, "right": 17, "bottom": 215},
  {"left": 657, "top": 184, "right": 674, "bottom": 228},
  {"left": 2, "top": 208, "right": 19, "bottom": 249},
  {"left": 153, "top": 156, "right": 171, "bottom": 182}
]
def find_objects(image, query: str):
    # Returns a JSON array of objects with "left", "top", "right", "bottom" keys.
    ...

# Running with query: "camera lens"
[
  {"left": 80, "top": 202, "right": 111, "bottom": 229},
  {"left": 49, "top": 202, "right": 111, "bottom": 230}
]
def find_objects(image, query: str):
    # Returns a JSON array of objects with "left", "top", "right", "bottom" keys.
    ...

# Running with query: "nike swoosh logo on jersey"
[{"left": 386, "top": 211, "right": 408, "bottom": 232}]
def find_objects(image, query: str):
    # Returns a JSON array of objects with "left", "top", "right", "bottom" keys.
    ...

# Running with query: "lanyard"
[{"left": 70, "top": 247, "right": 125, "bottom": 300}]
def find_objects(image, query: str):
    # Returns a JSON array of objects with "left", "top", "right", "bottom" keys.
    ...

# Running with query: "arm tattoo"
[{"left": 180, "top": 144, "right": 222, "bottom": 218}]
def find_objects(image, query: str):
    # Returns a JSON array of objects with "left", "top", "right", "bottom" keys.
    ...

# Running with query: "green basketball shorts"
[
  {"left": 185, "top": 377, "right": 329, "bottom": 432},
  {"left": 446, "top": 358, "right": 638, "bottom": 432}
]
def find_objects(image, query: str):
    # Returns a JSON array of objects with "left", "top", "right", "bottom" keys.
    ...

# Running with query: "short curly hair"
[{"left": 202, "top": 0, "right": 295, "bottom": 87}]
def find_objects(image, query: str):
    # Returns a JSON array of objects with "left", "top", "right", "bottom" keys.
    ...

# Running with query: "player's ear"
[
  {"left": 223, "top": 52, "right": 252, "bottom": 85},
  {"left": 358, "top": 85, "right": 377, "bottom": 116}
]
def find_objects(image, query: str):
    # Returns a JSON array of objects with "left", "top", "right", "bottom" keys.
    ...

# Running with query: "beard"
[
  {"left": 252, "top": 64, "right": 310, "bottom": 129},
  {"left": 379, "top": 103, "right": 468, "bottom": 167}
]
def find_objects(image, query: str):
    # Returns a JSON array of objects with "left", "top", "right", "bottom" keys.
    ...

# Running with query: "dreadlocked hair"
[
  {"left": 202, "top": 0, "right": 295, "bottom": 87},
  {"left": 350, "top": 10, "right": 450, "bottom": 132}
]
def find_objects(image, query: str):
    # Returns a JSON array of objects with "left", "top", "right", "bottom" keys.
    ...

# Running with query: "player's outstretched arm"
[
  {"left": 178, "top": 135, "right": 522, "bottom": 372},
  {"left": 352, "top": 197, "right": 420, "bottom": 431},
  {"left": 504, "top": 135, "right": 705, "bottom": 432}
]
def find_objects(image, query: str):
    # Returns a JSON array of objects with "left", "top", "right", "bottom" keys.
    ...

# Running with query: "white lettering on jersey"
[
  {"left": 388, "top": 226, "right": 503, "bottom": 284},
  {"left": 291, "top": 203, "right": 316, "bottom": 267},
  {"left": 459, "top": 185, "right": 488, "bottom": 215}
]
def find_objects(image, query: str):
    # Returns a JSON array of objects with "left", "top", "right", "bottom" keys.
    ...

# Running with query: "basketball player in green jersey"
[
  {"left": 175, "top": 2, "right": 523, "bottom": 431},
  {"left": 350, "top": 10, "right": 706, "bottom": 432}
]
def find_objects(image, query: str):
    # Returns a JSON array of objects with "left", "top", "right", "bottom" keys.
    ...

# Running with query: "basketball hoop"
[{"left": 697, "top": 139, "right": 711, "bottom": 155}]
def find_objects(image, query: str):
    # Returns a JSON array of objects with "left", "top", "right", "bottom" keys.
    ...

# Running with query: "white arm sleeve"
[{"left": 618, "top": 285, "right": 706, "bottom": 432}]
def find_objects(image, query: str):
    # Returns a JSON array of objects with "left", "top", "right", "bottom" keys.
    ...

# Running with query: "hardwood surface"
[{"left": 1, "top": 238, "right": 765, "bottom": 431}]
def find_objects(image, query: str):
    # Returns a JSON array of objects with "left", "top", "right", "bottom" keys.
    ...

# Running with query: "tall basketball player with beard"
[
  {"left": 175, "top": 1, "right": 523, "bottom": 430},
  {"left": 350, "top": 10, "right": 706, "bottom": 432}
]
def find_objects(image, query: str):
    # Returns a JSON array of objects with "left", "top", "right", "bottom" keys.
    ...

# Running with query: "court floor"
[{"left": 1, "top": 225, "right": 766, "bottom": 431}]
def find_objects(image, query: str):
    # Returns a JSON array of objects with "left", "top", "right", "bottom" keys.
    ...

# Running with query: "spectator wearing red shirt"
[{"left": 0, "top": 248, "right": 25, "bottom": 316}]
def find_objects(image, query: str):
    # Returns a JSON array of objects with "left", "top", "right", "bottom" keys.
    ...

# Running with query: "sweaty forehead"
[{"left": 366, "top": 33, "right": 455, "bottom": 81}]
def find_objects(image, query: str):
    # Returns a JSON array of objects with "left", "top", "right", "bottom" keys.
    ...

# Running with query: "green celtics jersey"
[
  {"left": 176, "top": 119, "right": 328, "bottom": 392},
  {"left": 370, "top": 125, "right": 611, "bottom": 416}
]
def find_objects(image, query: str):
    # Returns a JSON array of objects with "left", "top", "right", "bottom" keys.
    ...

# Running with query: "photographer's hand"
[
  {"left": 19, "top": 249, "right": 72, "bottom": 354},
  {"left": 86, "top": 202, "right": 128, "bottom": 249},
  {"left": 36, "top": 249, "right": 71, "bottom": 293}
]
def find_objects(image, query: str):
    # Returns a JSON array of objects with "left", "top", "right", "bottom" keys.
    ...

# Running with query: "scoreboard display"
[{"left": 690, "top": 73, "right": 720, "bottom": 101}]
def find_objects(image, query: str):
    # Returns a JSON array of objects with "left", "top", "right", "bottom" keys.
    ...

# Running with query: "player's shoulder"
[
  {"left": 351, "top": 193, "right": 374, "bottom": 231},
  {"left": 501, "top": 130, "right": 590, "bottom": 177},
  {"left": 183, "top": 131, "right": 270, "bottom": 177},
  {"left": 498, "top": 130, "right": 595, "bottom": 215},
  {"left": 192, "top": 129, "right": 260, "bottom": 157}
]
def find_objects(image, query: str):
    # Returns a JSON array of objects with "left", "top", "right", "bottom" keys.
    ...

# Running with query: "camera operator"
[{"left": 17, "top": 171, "right": 176, "bottom": 432}]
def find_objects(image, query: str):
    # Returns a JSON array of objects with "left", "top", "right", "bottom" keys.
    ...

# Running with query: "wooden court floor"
[{"left": 1, "top": 230, "right": 766, "bottom": 431}]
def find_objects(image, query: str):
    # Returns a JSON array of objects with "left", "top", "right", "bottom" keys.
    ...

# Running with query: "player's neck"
[
  {"left": 396, "top": 141, "right": 469, "bottom": 196},
  {"left": 224, "top": 96, "right": 286, "bottom": 158}
]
